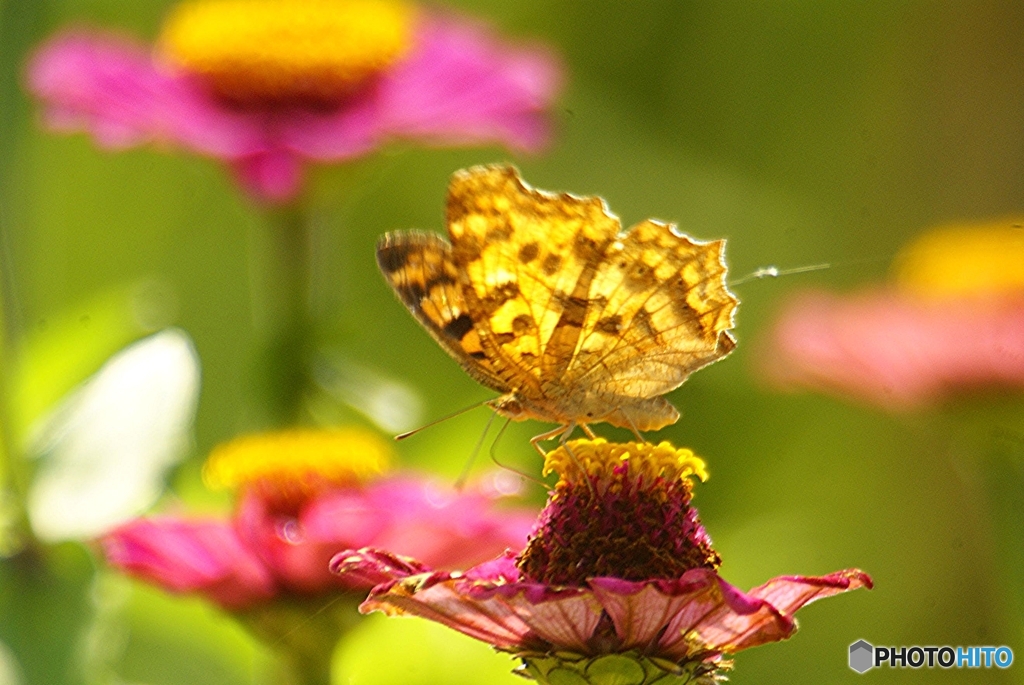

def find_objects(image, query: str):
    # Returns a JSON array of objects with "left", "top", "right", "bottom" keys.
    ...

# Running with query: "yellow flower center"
[
  {"left": 158, "top": 0, "right": 415, "bottom": 106},
  {"left": 203, "top": 428, "right": 391, "bottom": 506},
  {"left": 893, "top": 219, "right": 1024, "bottom": 299},
  {"left": 544, "top": 438, "right": 708, "bottom": 492}
]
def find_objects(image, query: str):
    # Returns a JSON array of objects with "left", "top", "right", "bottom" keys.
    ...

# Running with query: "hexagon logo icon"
[{"left": 849, "top": 640, "right": 874, "bottom": 673}]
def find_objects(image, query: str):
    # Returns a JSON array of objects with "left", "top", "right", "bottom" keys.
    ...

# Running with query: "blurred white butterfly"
[{"left": 27, "top": 329, "right": 200, "bottom": 541}]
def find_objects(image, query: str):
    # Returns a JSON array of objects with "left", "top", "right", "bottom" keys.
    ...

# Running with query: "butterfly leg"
[
  {"left": 580, "top": 423, "right": 597, "bottom": 439},
  {"left": 625, "top": 416, "right": 647, "bottom": 444},
  {"left": 529, "top": 424, "right": 572, "bottom": 458},
  {"left": 561, "top": 421, "right": 598, "bottom": 497}
]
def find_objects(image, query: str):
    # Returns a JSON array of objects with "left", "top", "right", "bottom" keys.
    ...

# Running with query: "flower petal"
[
  {"left": 241, "top": 476, "right": 534, "bottom": 591},
  {"left": 473, "top": 583, "right": 603, "bottom": 652},
  {"left": 760, "top": 289, "right": 1024, "bottom": 409},
  {"left": 375, "top": 15, "right": 561, "bottom": 152},
  {"left": 330, "top": 547, "right": 433, "bottom": 587},
  {"left": 103, "top": 517, "right": 276, "bottom": 609},
  {"left": 343, "top": 549, "right": 601, "bottom": 652},
  {"left": 361, "top": 572, "right": 537, "bottom": 650},
  {"left": 746, "top": 569, "right": 874, "bottom": 617},
  {"left": 230, "top": 149, "right": 305, "bottom": 202},
  {"left": 27, "top": 30, "right": 262, "bottom": 156},
  {"left": 592, "top": 569, "right": 871, "bottom": 659},
  {"left": 590, "top": 571, "right": 722, "bottom": 655}
]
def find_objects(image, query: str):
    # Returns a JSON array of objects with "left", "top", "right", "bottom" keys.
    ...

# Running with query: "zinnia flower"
[
  {"left": 332, "top": 439, "right": 871, "bottom": 684},
  {"left": 27, "top": 0, "right": 562, "bottom": 202},
  {"left": 759, "top": 218, "right": 1024, "bottom": 409},
  {"left": 103, "top": 427, "right": 536, "bottom": 609}
]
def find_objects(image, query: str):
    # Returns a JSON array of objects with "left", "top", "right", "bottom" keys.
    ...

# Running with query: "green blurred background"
[{"left": 2, "top": 1, "right": 1023, "bottom": 683}]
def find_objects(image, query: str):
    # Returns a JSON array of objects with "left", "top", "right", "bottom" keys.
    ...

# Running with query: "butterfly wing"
[
  {"left": 378, "top": 165, "right": 737, "bottom": 430},
  {"left": 376, "top": 230, "right": 511, "bottom": 393},
  {"left": 442, "top": 165, "right": 622, "bottom": 394},
  {"left": 569, "top": 219, "right": 738, "bottom": 400}
]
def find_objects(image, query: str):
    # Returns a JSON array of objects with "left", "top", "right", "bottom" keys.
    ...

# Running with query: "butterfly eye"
[{"left": 490, "top": 396, "right": 524, "bottom": 417}]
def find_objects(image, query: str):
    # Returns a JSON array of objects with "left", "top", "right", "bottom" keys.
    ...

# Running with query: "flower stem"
[
  {"left": 251, "top": 206, "right": 314, "bottom": 427},
  {"left": 240, "top": 594, "right": 362, "bottom": 685}
]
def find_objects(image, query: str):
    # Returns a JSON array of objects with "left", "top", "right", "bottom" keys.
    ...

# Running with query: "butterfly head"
[{"left": 486, "top": 393, "right": 527, "bottom": 420}]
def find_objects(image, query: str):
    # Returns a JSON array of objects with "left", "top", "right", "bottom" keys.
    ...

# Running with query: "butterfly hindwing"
[{"left": 571, "top": 219, "right": 737, "bottom": 399}]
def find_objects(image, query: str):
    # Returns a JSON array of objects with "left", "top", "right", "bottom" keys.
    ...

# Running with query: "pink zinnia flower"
[
  {"left": 103, "top": 428, "right": 536, "bottom": 610},
  {"left": 759, "top": 219, "right": 1024, "bottom": 410},
  {"left": 27, "top": 0, "right": 562, "bottom": 203},
  {"left": 332, "top": 439, "right": 871, "bottom": 683}
]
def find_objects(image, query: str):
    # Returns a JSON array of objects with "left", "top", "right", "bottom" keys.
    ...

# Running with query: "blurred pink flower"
[
  {"left": 104, "top": 517, "right": 276, "bottom": 609},
  {"left": 759, "top": 220, "right": 1024, "bottom": 410},
  {"left": 760, "top": 290, "right": 1024, "bottom": 410},
  {"left": 27, "top": 3, "right": 561, "bottom": 203},
  {"left": 333, "top": 440, "right": 871, "bottom": 682},
  {"left": 103, "top": 429, "right": 536, "bottom": 610}
]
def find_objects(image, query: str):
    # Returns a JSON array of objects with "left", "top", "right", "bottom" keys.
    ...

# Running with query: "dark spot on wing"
[
  {"left": 573, "top": 232, "right": 600, "bottom": 260},
  {"left": 632, "top": 308, "right": 659, "bottom": 341},
  {"left": 512, "top": 314, "right": 535, "bottom": 334},
  {"left": 376, "top": 240, "right": 413, "bottom": 274},
  {"left": 671, "top": 296, "right": 705, "bottom": 337},
  {"left": 556, "top": 294, "right": 588, "bottom": 327},
  {"left": 396, "top": 282, "right": 427, "bottom": 305},
  {"left": 626, "top": 262, "right": 655, "bottom": 286},
  {"left": 441, "top": 313, "right": 475, "bottom": 341},
  {"left": 542, "top": 253, "right": 562, "bottom": 275},
  {"left": 518, "top": 242, "right": 540, "bottom": 264},
  {"left": 483, "top": 281, "right": 521, "bottom": 311},
  {"left": 596, "top": 314, "right": 622, "bottom": 334}
]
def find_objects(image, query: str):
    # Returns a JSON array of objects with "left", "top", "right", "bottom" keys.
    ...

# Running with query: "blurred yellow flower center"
[
  {"left": 544, "top": 438, "right": 708, "bottom": 492},
  {"left": 203, "top": 428, "right": 391, "bottom": 498},
  {"left": 893, "top": 219, "right": 1024, "bottom": 299},
  {"left": 159, "top": 0, "right": 415, "bottom": 106}
]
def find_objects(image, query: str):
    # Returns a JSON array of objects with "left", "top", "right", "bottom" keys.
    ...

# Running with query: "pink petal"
[
  {"left": 374, "top": 14, "right": 561, "bottom": 152},
  {"left": 27, "top": 30, "right": 263, "bottom": 157},
  {"left": 760, "top": 290, "right": 1024, "bottom": 409},
  {"left": 747, "top": 569, "right": 874, "bottom": 617},
  {"left": 329, "top": 547, "right": 434, "bottom": 587},
  {"left": 487, "top": 587, "right": 603, "bottom": 651},
  {"left": 591, "top": 569, "right": 871, "bottom": 659},
  {"left": 283, "top": 14, "right": 562, "bottom": 159},
  {"left": 102, "top": 517, "right": 276, "bottom": 609},
  {"left": 344, "top": 549, "right": 601, "bottom": 652},
  {"left": 304, "top": 477, "right": 535, "bottom": 573},
  {"left": 678, "top": 577, "right": 794, "bottom": 656},
  {"left": 590, "top": 571, "right": 722, "bottom": 654},
  {"left": 362, "top": 572, "right": 538, "bottom": 650},
  {"left": 231, "top": 149, "right": 305, "bottom": 203}
]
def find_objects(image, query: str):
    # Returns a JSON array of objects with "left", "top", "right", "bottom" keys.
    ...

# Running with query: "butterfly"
[{"left": 377, "top": 164, "right": 738, "bottom": 453}]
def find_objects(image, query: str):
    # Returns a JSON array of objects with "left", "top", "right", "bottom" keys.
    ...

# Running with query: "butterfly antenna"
[
  {"left": 394, "top": 398, "right": 492, "bottom": 441},
  {"left": 729, "top": 263, "right": 832, "bottom": 287},
  {"left": 453, "top": 410, "right": 498, "bottom": 490},
  {"left": 487, "top": 418, "right": 547, "bottom": 490}
]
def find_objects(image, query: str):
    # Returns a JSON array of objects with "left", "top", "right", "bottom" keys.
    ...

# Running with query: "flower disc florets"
[
  {"left": 516, "top": 439, "right": 720, "bottom": 586},
  {"left": 159, "top": 0, "right": 414, "bottom": 106},
  {"left": 203, "top": 428, "right": 391, "bottom": 512}
]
